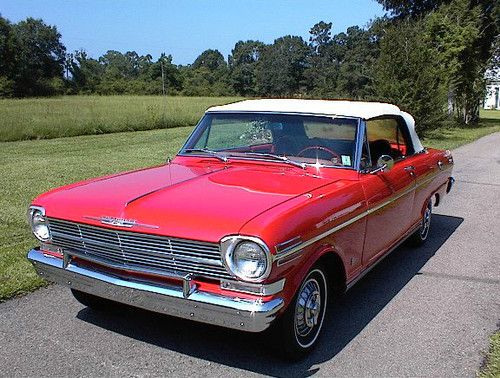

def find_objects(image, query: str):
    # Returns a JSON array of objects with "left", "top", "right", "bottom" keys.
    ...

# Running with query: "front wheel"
[
  {"left": 409, "top": 199, "right": 432, "bottom": 246},
  {"left": 272, "top": 267, "right": 329, "bottom": 360}
]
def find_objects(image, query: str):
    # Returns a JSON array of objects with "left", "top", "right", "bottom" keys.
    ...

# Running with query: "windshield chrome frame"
[
  {"left": 353, "top": 119, "right": 366, "bottom": 172},
  {"left": 178, "top": 111, "right": 363, "bottom": 171}
]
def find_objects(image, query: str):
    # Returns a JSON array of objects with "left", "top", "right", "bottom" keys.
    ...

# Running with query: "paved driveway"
[{"left": 1, "top": 133, "right": 499, "bottom": 377}]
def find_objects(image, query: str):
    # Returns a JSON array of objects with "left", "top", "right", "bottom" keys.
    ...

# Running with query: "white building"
[{"left": 484, "top": 69, "right": 500, "bottom": 109}]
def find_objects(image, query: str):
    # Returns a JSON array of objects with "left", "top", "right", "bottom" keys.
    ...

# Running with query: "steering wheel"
[
  {"left": 271, "top": 135, "right": 300, "bottom": 154},
  {"left": 297, "top": 146, "right": 342, "bottom": 165}
]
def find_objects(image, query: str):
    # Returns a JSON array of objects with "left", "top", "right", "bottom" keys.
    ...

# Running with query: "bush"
[{"left": 0, "top": 76, "right": 14, "bottom": 97}]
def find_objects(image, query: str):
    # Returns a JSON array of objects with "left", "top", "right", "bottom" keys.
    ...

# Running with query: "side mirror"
[{"left": 371, "top": 155, "right": 394, "bottom": 174}]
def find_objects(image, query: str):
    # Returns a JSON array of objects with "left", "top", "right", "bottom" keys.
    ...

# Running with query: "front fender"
[{"left": 276, "top": 243, "right": 348, "bottom": 314}]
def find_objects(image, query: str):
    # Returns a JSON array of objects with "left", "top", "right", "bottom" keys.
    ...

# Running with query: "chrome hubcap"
[
  {"left": 421, "top": 205, "right": 431, "bottom": 239},
  {"left": 295, "top": 279, "right": 321, "bottom": 337}
]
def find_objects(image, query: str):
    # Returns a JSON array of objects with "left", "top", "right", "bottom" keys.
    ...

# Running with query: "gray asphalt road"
[{"left": 1, "top": 133, "right": 499, "bottom": 377}]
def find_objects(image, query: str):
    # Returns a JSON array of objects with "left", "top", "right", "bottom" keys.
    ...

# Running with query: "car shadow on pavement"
[{"left": 76, "top": 214, "right": 463, "bottom": 377}]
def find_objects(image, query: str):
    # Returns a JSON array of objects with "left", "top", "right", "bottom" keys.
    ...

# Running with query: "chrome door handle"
[{"left": 404, "top": 165, "right": 416, "bottom": 177}]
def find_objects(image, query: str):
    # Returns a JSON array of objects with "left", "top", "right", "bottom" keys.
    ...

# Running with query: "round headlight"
[
  {"left": 28, "top": 207, "right": 51, "bottom": 242},
  {"left": 223, "top": 238, "right": 271, "bottom": 282}
]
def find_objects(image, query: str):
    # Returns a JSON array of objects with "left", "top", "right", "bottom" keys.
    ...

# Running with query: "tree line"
[{"left": 0, "top": 0, "right": 498, "bottom": 133}]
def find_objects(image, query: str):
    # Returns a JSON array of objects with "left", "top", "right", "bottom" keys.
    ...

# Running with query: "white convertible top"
[
  {"left": 208, "top": 99, "right": 424, "bottom": 153},
  {"left": 400, "top": 111, "right": 424, "bottom": 153}
]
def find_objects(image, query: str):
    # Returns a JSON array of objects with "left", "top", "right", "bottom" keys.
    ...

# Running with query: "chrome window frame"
[
  {"left": 363, "top": 115, "right": 416, "bottom": 164},
  {"left": 353, "top": 118, "right": 365, "bottom": 172}
]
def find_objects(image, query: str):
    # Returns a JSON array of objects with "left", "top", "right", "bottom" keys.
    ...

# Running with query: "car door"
[
  {"left": 408, "top": 151, "right": 440, "bottom": 226},
  {"left": 361, "top": 116, "right": 417, "bottom": 265}
]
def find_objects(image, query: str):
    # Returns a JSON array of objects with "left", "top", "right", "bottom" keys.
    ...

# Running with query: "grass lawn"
[
  {"left": 422, "top": 109, "right": 500, "bottom": 149},
  {"left": 0, "top": 127, "right": 193, "bottom": 300},
  {"left": 0, "top": 107, "right": 499, "bottom": 301},
  {"left": 0, "top": 95, "right": 241, "bottom": 142},
  {"left": 481, "top": 331, "right": 500, "bottom": 377}
]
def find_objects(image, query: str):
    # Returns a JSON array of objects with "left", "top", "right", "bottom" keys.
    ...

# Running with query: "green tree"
[
  {"left": 229, "top": 40, "right": 264, "bottom": 96},
  {"left": 376, "top": 0, "right": 445, "bottom": 17},
  {"left": 0, "top": 15, "right": 16, "bottom": 96},
  {"left": 69, "top": 50, "right": 104, "bottom": 93},
  {"left": 309, "top": 21, "right": 333, "bottom": 56},
  {"left": 486, "top": 36, "right": 499, "bottom": 80},
  {"left": 424, "top": 0, "right": 485, "bottom": 123},
  {"left": 304, "top": 21, "right": 339, "bottom": 97},
  {"left": 304, "top": 20, "right": 385, "bottom": 98},
  {"left": 11, "top": 17, "right": 66, "bottom": 96},
  {"left": 192, "top": 49, "right": 226, "bottom": 71},
  {"left": 256, "top": 35, "right": 309, "bottom": 96},
  {"left": 374, "top": 19, "right": 445, "bottom": 134},
  {"left": 422, "top": 0, "right": 499, "bottom": 123},
  {"left": 185, "top": 49, "right": 232, "bottom": 96},
  {"left": 335, "top": 25, "right": 381, "bottom": 98},
  {"left": 181, "top": 66, "right": 233, "bottom": 96},
  {"left": 99, "top": 50, "right": 136, "bottom": 80},
  {"left": 147, "top": 54, "right": 183, "bottom": 94},
  {"left": 377, "top": 0, "right": 499, "bottom": 124}
]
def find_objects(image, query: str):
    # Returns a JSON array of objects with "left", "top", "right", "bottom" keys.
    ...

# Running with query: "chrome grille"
[{"left": 48, "top": 218, "right": 230, "bottom": 280}]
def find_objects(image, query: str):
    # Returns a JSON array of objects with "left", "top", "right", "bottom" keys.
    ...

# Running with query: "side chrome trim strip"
[
  {"left": 276, "top": 209, "right": 369, "bottom": 263},
  {"left": 276, "top": 250, "right": 304, "bottom": 267},
  {"left": 275, "top": 236, "right": 302, "bottom": 255},
  {"left": 275, "top": 172, "right": 440, "bottom": 264}
]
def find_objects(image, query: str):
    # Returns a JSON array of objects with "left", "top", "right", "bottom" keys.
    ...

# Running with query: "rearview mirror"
[{"left": 371, "top": 154, "right": 394, "bottom": 174}]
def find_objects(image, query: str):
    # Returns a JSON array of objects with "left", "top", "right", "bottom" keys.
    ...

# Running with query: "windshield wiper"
[
  {"left": 183, "top": 148, "right": 228, "bottom": 162},
  {"left": 231, "top": 152, "right": 306, "bottom": 169}
]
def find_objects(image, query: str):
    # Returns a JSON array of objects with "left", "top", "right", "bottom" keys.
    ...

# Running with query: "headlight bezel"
[
  {"left": 220, "top": 236, "right": 272, "bottom": 283},
  {"left": 28, "top": 205, "right": 51, "bottom": 242}
]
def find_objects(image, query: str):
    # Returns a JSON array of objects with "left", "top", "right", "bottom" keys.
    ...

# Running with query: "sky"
[{"left": 0, "top": 0, "right": 385, "bottom": 65}]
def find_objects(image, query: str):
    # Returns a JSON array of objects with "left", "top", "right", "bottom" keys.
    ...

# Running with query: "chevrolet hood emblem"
[{"left": 84, "top": 216, "right": 159, "bottom": 229}]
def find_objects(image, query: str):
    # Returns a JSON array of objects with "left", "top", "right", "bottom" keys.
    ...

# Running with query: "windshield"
[{"left": 180, "top": 112, "right": 359, "bottom": 168}]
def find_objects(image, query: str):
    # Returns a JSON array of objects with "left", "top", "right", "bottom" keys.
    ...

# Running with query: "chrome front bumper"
[{"left": 27, "top": 249, "right": 284, "bottom": 332}]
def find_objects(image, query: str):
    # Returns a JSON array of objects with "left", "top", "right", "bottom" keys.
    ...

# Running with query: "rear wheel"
[
  {"left": 71, "top": 289, "right": 115, "bottom": 311},
  {"left": 272, "top": 266, "right": 329, "bottom": 360},
  {"left": 409, "top": 199, "right": 432, "bottom": 246}
]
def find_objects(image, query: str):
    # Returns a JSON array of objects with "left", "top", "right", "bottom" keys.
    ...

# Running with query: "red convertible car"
[{"left": 27, "top": 99, "right": 454, "bottom": 358}]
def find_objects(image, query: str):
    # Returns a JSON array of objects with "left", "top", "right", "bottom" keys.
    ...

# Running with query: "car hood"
[{"left": 36, "top": 161, "right": 338, "bottom": 242}]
